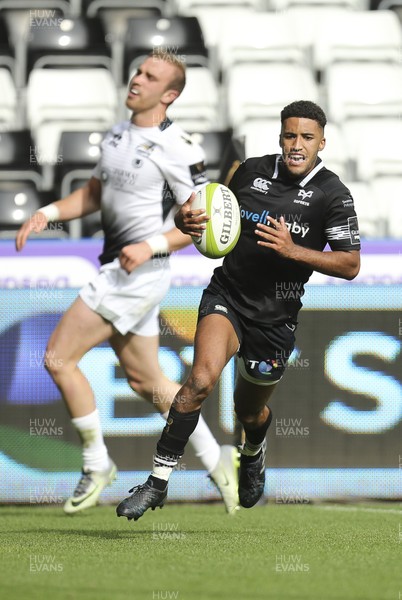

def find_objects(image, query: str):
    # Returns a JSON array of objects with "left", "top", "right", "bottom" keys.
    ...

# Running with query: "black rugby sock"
[
  {"left": 157, "top": 406, "right": 201, "bottom": 457},
  {"left": 242, "top": 408, "right": 273, "bottom": 461}
]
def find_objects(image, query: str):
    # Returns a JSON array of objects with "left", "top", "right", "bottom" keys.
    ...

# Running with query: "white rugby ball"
[{"left": 191, "top": 183, "right": 241, "bottom": 259}]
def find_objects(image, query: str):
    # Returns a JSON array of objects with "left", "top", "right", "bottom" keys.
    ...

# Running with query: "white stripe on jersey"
[
  {"left": 325, "top": 224, "right": 350, "bottom": 240},
  {"left": 299, "top": 160, "right": 325, "bottom": 187}
]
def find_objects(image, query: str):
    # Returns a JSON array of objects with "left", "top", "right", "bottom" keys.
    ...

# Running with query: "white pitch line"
[{"left": 314, "top": 505, "right": 402, "bottom": 515}]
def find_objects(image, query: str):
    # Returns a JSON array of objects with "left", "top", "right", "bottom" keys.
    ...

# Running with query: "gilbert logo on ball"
[{"left": 191, "top": 183, "right": 241, "bottom": 259}]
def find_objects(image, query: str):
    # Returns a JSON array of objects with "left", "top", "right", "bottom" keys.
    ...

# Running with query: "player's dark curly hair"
[{"left": 281, "top": 101, "right": 327, "bottom": 129}]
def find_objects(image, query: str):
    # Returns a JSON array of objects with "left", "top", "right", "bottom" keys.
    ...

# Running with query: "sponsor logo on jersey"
[
  {"left": 136, "top": 142, "right": 156, "bottom": 157},
  {"left": 348, "top": 216, "right": 360, "bottom": 244},
  {"left": 285, "top": 221, "right": 310, "bottom": 238},
  {"left": 240, "top": 208, "right": 270, "bottom": 224},
  {"left": 190, "top": 162, "right": 208, "bottom": 186},
  {"left": 342, "top": 195, "right": 354, "bottom": 208},
  {"left": 109, "top": 167, "right": 137, "bottom": 191},
  {"left": 326, "top": 216, "right": 360, "bottom": 245},
  {"left": 108, "top": 133, "right": 122, "bottom": 147},
  {"left": 251, "top": 178, "right": 272, "bottom": 194},
  {"left": 214, "top": 304, "right": 228, "bottom": 313},
  {"left": 240, "top": 207, "right": 309, "bottom": 237}
]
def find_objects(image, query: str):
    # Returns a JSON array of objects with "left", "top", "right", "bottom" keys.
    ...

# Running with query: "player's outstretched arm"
[
  {"left": 119, "top": 191, "right": 211, "bottom": 274},
  {"left": 119, "top": 227, "right": 193, "bottom": 275},
  {"left": 255, "top": 215, "right": 360, "bottom": 280},
  {"left": 15, "top": 177, "right": 101, "bottom": 252}
]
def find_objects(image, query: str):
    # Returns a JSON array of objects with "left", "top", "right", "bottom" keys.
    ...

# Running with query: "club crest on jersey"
[
  {"left": 136, "top": 142, "right": 156, "bottom": 157},
  {"left": 293, "top": 189, "right": 313, "bottom": 206}
]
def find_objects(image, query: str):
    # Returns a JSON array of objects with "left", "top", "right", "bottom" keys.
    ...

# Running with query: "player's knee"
[
  {"left": 43, "top": 344, "right": 70, "bottom": 380},
  {"left": 126, "top": 376, "right": 153, "bottom": 402},
  {"left": 185, "top": 367, "right": 217, "bottom": 402},
  {"left": 234, "top": 404, "right": 267, "bottom": 428}
]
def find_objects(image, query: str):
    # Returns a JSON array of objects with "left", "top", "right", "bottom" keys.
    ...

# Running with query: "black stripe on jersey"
[
  {"left": 190, "top": 161, "right": 208, "bottom": 186},
  {"left": 159, "top": 117, "right": 173, "bottom": 131},
  {"left": 162, "top": 180, "right": 176, "bottom": 222}
]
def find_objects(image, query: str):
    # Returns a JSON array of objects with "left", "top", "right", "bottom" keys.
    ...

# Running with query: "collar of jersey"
[{"left": 274, "top": 155, "right": 325, "bottom": 187}]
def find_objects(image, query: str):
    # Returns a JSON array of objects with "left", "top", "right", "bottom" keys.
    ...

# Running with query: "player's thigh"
[
  {"left": 110, "top": 332, "right": 161, "bottom": 384},
  {"left": 234, "top": 318, "right": 296, "bottom": 415},
  {"left": 234, "top": 373, "right": 278, "bottom": 417},
  {"left": 192, "top": 313, "right": 239, "bottom": 383},
  {"left": 47, "top": 296, "right": 115, "bottom": 363}
]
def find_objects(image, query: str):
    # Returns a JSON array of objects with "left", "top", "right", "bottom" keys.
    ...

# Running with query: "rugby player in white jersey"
[{"left": 15, "top": 50, "right": 239, "bottom": 515}]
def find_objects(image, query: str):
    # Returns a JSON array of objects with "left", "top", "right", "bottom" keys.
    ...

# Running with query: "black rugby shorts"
[{"left": 198, "top": 288, "right": 297, "bottom": 386}]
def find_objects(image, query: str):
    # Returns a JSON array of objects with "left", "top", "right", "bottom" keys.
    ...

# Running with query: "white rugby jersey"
[{"left": 92, "top": 119, "right": 208, "bottom": 265}]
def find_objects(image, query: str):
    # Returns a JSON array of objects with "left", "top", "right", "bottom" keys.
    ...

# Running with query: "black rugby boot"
[
  {"left": 238, "top": 439, "right": 266, "bottom": 508},
  {"left": 116, "top": 477, "right": 167, "bottom": 521}
]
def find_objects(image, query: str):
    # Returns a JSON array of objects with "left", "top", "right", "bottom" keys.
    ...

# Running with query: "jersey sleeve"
[
  {"left": 91, "top": 127, "right": 114, "bottom": 180},
  {"left": 161, "top": 136, "right": 209, "bottom": 205},
  {"left": 324, "top": 184, "right": 361, "bottom": 251},
  {"left": 90, "top": 122, "right": 127, "bottom": 182},
  {"left": 91, "top": 160, "right": 102, "bottom": 180}
]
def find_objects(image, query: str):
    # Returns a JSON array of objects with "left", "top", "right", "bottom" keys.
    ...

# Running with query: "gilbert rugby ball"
[{"left": 191, "top": 183, "right": 241, "bottom": 259}]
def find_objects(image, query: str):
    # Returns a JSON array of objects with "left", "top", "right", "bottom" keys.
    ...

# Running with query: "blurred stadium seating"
[
  {"left": 165, "top": 66, "right": 220, "bottom": 130},
  {"left": 226, "top": 63, "right": 319, "bottom": 129},
  {"left": 0, "top": 0, "right": 399, "bottom": 238},
  {"left": 123, "top": 15, "right": 209, "bottom": 81},
  {"left": 371, "top": 176, "right": 402, "bottom": 238},
  {"left": 83, "top": 0, "right": 168, "bottom": 18},
  {"left": 54, "top": 130, "right": 104, "bottom": 197},
  {"left": 0, "top": 0, "right": 73, "bottom": 15},
  {"left": 0, "top": 68, "right": 17, "bottom": 127},
  {"left": 0, "top": 180, "right": 67, "bottom": 238},
  {"left": 0, "top": 15, "right": 15, "bottom": 77},
  {"left": 0, "top": 129, "right": 42, "bottom": 188},
  {"left": 26, "top": 67, "right": 117, "bottom": 187},
  {"left": 24, "top": 12, "right": 113, "bottom": 83},
  {"left": 188, "top": 129, "right": 245, "bottom": 182}
]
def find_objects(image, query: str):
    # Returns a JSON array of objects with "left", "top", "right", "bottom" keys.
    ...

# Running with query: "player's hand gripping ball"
[{"left": 191, "top": 183, "right": 241, "bottom": 259}]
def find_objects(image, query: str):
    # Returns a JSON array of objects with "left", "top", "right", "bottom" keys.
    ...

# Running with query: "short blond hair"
[{"left": 150, "top": 48, "right": 186, "bottom": 95}]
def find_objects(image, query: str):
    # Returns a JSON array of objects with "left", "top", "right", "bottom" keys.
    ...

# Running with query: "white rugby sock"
[
  {"left": 162, "top": 410, "right": 220, "bottom": 473},
  {"left": 241, "top": 439, "right": 263, "bottom": 456},
  {"left": 71, "top": 409, "right": 110, "bottom": 472}
]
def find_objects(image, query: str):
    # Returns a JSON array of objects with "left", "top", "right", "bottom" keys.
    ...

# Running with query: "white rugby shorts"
[{"left": 79, "top": 257, "right": 171, "bottom": 336}]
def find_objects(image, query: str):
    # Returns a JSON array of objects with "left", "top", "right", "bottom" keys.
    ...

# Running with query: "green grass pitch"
[{"left": 1, "top": 502, "right": 401, "bottom": 600}]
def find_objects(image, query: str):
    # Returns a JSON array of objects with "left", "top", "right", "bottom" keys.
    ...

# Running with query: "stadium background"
[{"left": 0, "top": 0, "right": 401, "bottom": 504}]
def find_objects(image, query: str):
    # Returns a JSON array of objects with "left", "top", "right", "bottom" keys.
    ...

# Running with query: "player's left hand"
[
  {"left": 119, "top": 242, "right": 153, "bottom": 273},
  {"left": 255, "top": 215, "right": 297, "bottom": 259},
  {"left": 174, "top": 192, "right": 209, "bottom": 237}
]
